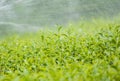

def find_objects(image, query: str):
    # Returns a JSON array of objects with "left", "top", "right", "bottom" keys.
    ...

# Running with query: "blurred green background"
[{"left": 0, "top": 0, "right": 120, "bottom": 37}]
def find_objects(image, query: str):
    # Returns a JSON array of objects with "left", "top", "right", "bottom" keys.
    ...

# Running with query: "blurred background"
[{"left": 0, "top": 0, "right": 120, "bottom": 37}]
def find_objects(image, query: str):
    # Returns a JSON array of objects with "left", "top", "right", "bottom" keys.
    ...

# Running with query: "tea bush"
[{"left": 0, "top": 23, "right": 120, "bottom": 81}]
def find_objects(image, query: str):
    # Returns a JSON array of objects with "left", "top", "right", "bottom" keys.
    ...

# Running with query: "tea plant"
[{"left": 0, "top": 23, "right": 120, "bottom": 81}]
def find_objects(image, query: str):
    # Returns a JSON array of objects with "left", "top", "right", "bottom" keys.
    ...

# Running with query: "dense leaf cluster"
[{"left": 0, "top": 25, "right": 120, "bottom": 81}]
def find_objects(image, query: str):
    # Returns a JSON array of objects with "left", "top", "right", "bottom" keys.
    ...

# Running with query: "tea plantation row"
[{"left": 0, "top": 24, "right": 120, "bottom": 81}]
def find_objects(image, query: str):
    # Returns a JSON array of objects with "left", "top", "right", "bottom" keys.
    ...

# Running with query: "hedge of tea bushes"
[{"left": 0, "top": 24, "right": 120, "bottom": 81}]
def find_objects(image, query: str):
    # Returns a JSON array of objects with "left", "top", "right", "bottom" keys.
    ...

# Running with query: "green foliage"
[{"left": 0, "top": 23, "right": 120, "bottom": 81}]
